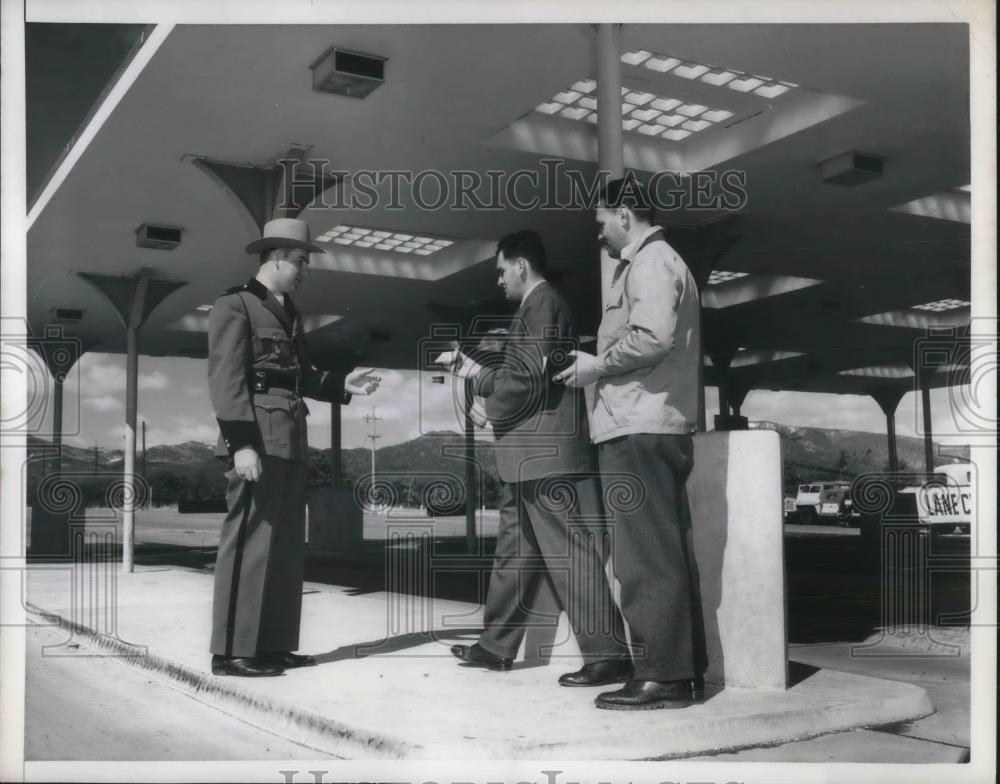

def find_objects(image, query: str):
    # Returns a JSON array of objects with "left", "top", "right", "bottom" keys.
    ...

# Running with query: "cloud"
[
  {"left": 109, "top": 416, "right": 218, "bottom": 447},
  {"left": 86, "top": 395, "right": 124, "bottom": 412},
  {"left": 139, "top": 371, "right": 170, "bottom": 390}
]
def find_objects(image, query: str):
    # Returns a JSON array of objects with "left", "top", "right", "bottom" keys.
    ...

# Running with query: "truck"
[
  {"left": 816, "top": 484, "right": 859, "bottom": 526},
  {"left": 789, "top": 481, "right": 852, "bottom": 523}
]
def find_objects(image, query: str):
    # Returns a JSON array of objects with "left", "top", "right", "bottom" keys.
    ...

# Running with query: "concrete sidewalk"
[{"left": 25, "top": 563, "right": 936, "bottom": 761}]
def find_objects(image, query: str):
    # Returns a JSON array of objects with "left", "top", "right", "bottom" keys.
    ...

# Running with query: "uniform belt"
[{"left": 252, "top": 370, "right": 302, "bottom": 396}]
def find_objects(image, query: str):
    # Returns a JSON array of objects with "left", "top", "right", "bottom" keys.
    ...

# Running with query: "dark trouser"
[
  {"left": 598, "top": 433, "right": 707, "bottom": 682},
  {"left": 478, "top": 475, "right": 629, "bottom": 662},
  {"left": 210, "top": 455, "right": 306, "bottom": 657}
]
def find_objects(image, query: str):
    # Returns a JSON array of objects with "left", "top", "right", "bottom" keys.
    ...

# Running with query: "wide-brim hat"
[{"left": 245, "top": 218, "right": 324, "bottom": 255}]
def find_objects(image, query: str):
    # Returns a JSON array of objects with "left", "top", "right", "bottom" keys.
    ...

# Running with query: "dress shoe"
[
  {"left": 260, "top": 651, "right": 317, "bottom": 669},
  {"left": 595, "top": 678, "right": 703, "bottom": 710},
  {"left": 450, "top": 643, "right": 512, "bottom": 672},
  {"left": 211, "top": 655, "right": 284, "bottom": 677},
  {"left": 559, "top": 659, "right": 633, "bottom": 687}
]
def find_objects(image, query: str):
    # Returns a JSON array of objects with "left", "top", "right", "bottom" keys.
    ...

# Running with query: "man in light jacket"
[{"left": 556, "top": 178, "right": 707, "bottom": 709}]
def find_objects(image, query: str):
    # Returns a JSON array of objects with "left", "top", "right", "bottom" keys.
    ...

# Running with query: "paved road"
[
  {"left": 23, "top": 507, "right": 972, "bottom": 762},
  {"left": 24, "top": 623, "right": 337, "bottom": 761}
]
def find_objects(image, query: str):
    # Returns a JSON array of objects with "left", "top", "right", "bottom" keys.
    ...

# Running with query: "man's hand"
[
  {"left": 434, "top": 350, "right": 483, "bottom": 380},
  {"left": 469, "top": 396, "right": 489, "bottom": 428},
  {"left": 233, "top": 446, "right": 262, "bottom": 482},
  {"left": 346, "top": 367, "right": 381, "bottom": 396},
  {"left": 553, "top": 350, "right": 601, "bottom": 388}
]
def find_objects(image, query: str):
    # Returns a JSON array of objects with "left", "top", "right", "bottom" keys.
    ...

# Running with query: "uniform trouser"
[
  {"left": 478, "top": 475, "right": 630, "bottom": 662},
  {"left": 597, "top": 433, "right": 708, "bottom": 682},
  {"left": 210, "top": 455, "right": 306, "bottom": 658}
]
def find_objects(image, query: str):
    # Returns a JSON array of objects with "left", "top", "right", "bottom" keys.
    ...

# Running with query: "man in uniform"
[
  {"left": 556, "top": 179, "right": 707, "bottom": 709},
  {"left": 208, "top": 217, "right": 380, "bottom": 677},
  {"left": 438, "top": 230, "right": 631, "bottom": 686}
]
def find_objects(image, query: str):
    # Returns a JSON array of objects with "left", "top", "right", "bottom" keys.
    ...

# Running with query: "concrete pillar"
[
  {"left": 919, "top": 379, "right": 934, "bottom": 472},
  {"left": 122, "top": 270, "right": 151, "bottom": 573},
  {"left": 329, "top": 399, "right": 342, "bottom": 487},
  {"left": 50, "top": 372, "right": 64, "bottom": 475},
  {"left": 78, "top": 268, "right": 184, "bottom": 572},
  {"left": 870, "top": 386, "right": 906, "bottom": 473},
  {"left": 730, "top": 384, "right": 751, "bottom": 418},
  {"left": 711, "top": 350, "right": 745, "bottom": 431},
  {"left": 596, "top": 23, "right": 624, "bottom": 308},
  {"left": 463, "top": 379, "right": 478, "bottom": 554}
]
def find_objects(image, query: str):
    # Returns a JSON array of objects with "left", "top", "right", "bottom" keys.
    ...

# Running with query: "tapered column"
[
  {"left": 870, "top": 386, "right": 907, "bottom": 473},
  {"left": 78, "top": 269, "right": 186, "bottom": 571}
]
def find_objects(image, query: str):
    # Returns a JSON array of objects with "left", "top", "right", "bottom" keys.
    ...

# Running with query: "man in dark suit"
[
  {"left": 438, "top": 230, "right": 631, "bottom": 686},
  {"left": 208, "top": 218, "right": 379, "bottom": 677}
]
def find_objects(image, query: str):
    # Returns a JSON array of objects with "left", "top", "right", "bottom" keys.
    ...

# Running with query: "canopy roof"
[{"left": 26, "top": 22, "right": 971, "bottom": 398}]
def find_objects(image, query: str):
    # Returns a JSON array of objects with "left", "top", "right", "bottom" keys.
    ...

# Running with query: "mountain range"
[{"left": 26, "top": 423, "right": 968, "bottom": 505}]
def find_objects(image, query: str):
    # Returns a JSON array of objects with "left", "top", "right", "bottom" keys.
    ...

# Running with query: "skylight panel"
[
  {"left": 533, "top": 79, "right": 733, "bottom": 141},
  {"left": 911, "top": 299, "right": 970, "bottom": 312},
  {"left": 707, "top": 270, "right": 750, "bottom": 285},
  {"left": 638, "top": 123, "right": 666, "bottom": 136},
  {"left": 702, "top": 109, "right": 734, "bottom": 122},
  {"left": 621, "top": 48, "right": 800, "bottom": 101},
  {"left": 621, "top": 50, "right": 652, "bottom": 66},
  {"left": 673, "top": 63, "right": 710, "bottom": 79},
  {"left": 702, "top": 69, "right": 739, "bottom": 86},
  {"left": 644, "top": 55, "right": 680, "bottom": 73},
  {"left": 651, "top": 97, "right": 682, "bottom": 112},
  {"left": 662, "top": 129, "right": 691, "bottom": 141},
  {"left": 317, "top": 226, "right": 454, "bottom": 256},
  {"left": 754, "top": 83, "right": 791, "bottom": 98},
  {"left": 729, "top": 76, "right": 765, "bottom": 92}
]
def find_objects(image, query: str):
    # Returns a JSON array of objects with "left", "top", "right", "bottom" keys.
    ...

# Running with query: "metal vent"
[
  {"left": 50, "top": 307, "right": 84, "bottom": 323},
  {"left": 820, "top": 151, "right": 885, "bottom": 185},
  {"left": 310, "top": 47, "right": 386, "bottom": 99},
  {"left": 136, "top": 223, "right": 183, "bottom": 250}
]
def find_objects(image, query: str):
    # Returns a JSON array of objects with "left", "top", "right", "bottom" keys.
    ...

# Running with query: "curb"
[{"left": 26, "top": 601, "right": 417, "bottom": 759}]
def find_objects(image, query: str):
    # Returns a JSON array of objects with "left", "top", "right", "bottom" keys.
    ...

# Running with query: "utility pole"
[
  {"left": 141, "top": 420, "right": 147, "bottom": 478},
  {"left": 363, "top": 406, "right": 382, "bottom": 480},
  {"left": 93, "top": 443, "right": 99, "bottom": 480}
]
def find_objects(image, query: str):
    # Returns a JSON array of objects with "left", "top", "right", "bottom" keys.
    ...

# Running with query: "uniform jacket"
[
  {"left": 591, "top": 227, "right": 701, "bottom": 443},
  {"left": 473, "top": 281, "right": 597, "bottom": 483},
  {"left": 208, "top": 278, "right": 350, "bottom": 464}
]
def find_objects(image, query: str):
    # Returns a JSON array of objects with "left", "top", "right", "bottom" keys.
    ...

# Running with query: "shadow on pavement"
[{"left": 91, "top": 532, "right": 971, "bottom": 649}]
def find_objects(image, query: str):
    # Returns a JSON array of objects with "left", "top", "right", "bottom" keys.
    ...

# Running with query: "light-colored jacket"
[{"left": 591, "top": 228, "right": 701, "bottom": 443}]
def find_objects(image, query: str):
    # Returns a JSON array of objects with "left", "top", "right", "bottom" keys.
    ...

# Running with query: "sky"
[{"left": 34, "top": 351, "right": 976, "bottom": 452}]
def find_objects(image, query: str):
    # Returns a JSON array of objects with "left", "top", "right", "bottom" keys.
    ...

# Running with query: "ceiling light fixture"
[{"left": 310, "top": 47, "right": 387, "bottom": 99}]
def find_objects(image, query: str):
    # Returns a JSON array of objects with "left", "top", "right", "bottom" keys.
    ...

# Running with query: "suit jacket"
[
  {"left": 208, "top": 278, "right": 350, "bottom": 464},
  {"left": 473, "top": 281, "right": 597, "bottom": 483}
]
